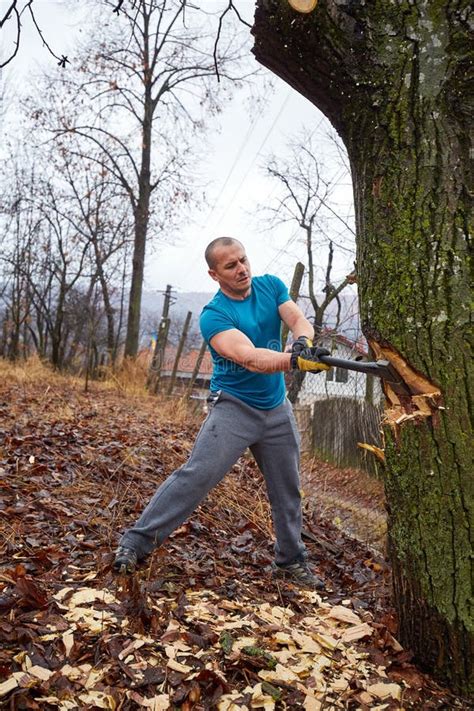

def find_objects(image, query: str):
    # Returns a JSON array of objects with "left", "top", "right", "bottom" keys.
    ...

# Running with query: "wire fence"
[{"left": 294, "top": 368, "right": 385, "bottom": 475}]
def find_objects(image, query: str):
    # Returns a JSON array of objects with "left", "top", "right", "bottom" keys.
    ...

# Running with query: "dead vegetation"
[{"left": 0, "top": 359, "right": 467, "bottom": 709}]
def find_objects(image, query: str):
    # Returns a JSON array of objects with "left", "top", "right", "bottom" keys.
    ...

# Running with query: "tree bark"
[
  {"left": 124, "top": 24, "right": 153, "bottom": 358},
  {"left": 253, "top": 0, "right": 472, "bottom": 694}
]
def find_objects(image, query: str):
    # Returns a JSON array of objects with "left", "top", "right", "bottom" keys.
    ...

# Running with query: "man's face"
[{"left": 208, "top": 242, "right": 252, "bottom": 298}]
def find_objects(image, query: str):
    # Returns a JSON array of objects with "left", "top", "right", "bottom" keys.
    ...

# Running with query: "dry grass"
[
  {"left": 0, "top": 356, "right": 202, "bottom": 430},
  {"left": 0, "top": 354, "right": 75, "bottom": 388},
  {"left": 103, "top": 355, "right": 149, "bottom": 397}
]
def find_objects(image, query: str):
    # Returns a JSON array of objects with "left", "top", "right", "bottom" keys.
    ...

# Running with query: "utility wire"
[
  {"left": 211, "top": 88, "right": 292, "bottom": 232},
  {"left": 179, "top": 88, "right": 274, "bottom": 283},
  {"left": 204, "top": 93, "right": 270, "bottom": 228}
]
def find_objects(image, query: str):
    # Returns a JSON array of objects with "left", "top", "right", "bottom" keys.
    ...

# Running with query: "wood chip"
[
  {"left": 327, "top": 605, "right": 362, "bottom": 626},
  {"left": 0, "top": 677, "right": 19, "bottom": 697},
  {"left": 78, "top": 690, "right": 116, "bottom": 709},
  {"left": 312, "top": 632, "right": 338, "bottom": 651},
  {"left": 28, "top": 666, "right": 53, "bottom": 681},
  {"left": 357, "top": 442, "right": 385, "bottom": 463},
  {"left": 287, "top": 0, "right": 318, "bottom": 13},
  {"left": 166, "top": 658, "right": 192, "bottom": 674},
  {"left": 341, "top": 623, "right": 373, "bottom": 643},
  {"left": 367, "top": 682, "right": 402, "bottom": 700},
  {"left": 62, "top": 630, "right": 74, "bottom": 656}
]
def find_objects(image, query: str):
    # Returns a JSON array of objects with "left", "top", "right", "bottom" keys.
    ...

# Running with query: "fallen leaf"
[{"left": 68, "top": 587, "right": 117, "bottom": 606}]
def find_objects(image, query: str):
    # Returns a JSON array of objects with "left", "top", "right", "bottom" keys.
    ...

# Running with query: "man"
[{"left": 114, "top": 237, "right": 331, "bottom": 588}]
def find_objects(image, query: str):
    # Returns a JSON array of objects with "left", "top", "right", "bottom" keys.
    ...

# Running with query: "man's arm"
[
  {"left": 278, "top": 300, "right": 314, "bottom": 341},
  {"left": 210, "top": 329, "right": 292, "bottom": 373},
  {"left": 209, "top": 300, "right": 324, "bottom": 374}
]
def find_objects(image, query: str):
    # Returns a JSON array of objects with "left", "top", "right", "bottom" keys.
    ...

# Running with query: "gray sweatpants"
[{"left": 120, "top": 391, "right": 306, "bottom": 566}]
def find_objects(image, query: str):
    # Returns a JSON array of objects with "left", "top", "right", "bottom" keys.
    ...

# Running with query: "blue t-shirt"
[{"left": 199, "top": 274, "right": 290, "bottom": 410}]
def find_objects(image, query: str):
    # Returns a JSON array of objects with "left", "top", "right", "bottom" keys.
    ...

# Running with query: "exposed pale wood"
[
  {"left": 357, "top": 442, "right": 385, "bottom": 464},
  {"left": 287, "top": 0, "right": 318, "bottom": 13}
]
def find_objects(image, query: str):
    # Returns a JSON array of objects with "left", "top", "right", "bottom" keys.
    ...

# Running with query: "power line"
[
  {"left": 203, "top": 91, "right": 271, "bottom": 228},
  {"left": 262, "top": 225, "right": 301, "bottom": 273},
  {"left": 211, "top": 89, "right": 292, "bottom": 232},
  {"left": 179, "top": 88, "right": 274, "bottom": 283}
]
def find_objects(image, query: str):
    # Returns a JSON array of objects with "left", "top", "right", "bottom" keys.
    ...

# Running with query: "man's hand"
[{"left": 291, "top": 346, "right": 331, "bottom": 372}]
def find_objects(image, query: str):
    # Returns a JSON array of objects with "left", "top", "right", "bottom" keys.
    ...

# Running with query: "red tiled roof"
[{"left": 319, "top": 329, "right": 368, "bottom": 356}]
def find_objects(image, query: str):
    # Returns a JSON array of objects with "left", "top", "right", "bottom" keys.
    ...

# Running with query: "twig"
[
  {"left": 113, "top": 0, "right": 138, "bottom": 16},
  {"left": 26, "top": 1, "right": 69, "bottom": 67},
  {"left": 213, "top": 0, "right": 252, "bottom": 82},
  {"left": 0, "top": 1, "right": 17, "bottom": 29},
  {"left": 112, "top": 0, "right": 126, "bottom": 14},
  {"left": 0, "top": 3, "right": 20, "bottom": 69}
]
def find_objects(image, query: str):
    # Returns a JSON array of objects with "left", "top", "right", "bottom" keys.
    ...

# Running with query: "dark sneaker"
[
  {"left": 113, "top": 546, "right": 138, "bottom": 575},
  {"left": 272, "top": 559, "right": 325, "bottom": 590}
]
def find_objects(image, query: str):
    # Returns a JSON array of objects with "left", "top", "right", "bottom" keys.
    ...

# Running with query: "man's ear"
[{"left": 208, "top": 269, "right": 218, "bottom": 282}]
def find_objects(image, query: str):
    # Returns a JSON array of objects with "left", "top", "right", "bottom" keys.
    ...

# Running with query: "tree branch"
[
  {"left": 213, "top": 0, "right": 252, "bottom": 82},
  {"left": 0, "top": 4, "right": 20, "bottom": 69},
  {"left": 26, "top": 1, "right": 69, "bottom": 67}
]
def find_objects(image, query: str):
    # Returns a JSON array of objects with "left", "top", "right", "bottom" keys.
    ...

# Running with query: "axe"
[{"left": 318, "top": 355, "right": 412, "bottom": 398}]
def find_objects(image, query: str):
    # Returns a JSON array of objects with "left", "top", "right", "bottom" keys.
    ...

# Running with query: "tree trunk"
[
  {"left": 124, "top": 178, "right": 150, "bottom": 357},
  {"left": 124, "top": 14, "right": 153, "bottom": 358},
  {"left": 93, "top": 248, "right": 116, "bottom": 364},
  {"left": 253, "top": 0, "right": 472, "bottom": 694},
  {"left": 51, "top": 280, "right": 67, "bottom": 370}
]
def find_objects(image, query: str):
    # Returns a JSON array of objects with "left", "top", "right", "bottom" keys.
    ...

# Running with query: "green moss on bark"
[{"left": 253, "top": 0, "right": 473, "bottom": 694}]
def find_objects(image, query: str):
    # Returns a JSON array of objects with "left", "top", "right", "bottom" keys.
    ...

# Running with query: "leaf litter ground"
[{"left": 0, "top": 362, "right": 469, "bottom": 710}]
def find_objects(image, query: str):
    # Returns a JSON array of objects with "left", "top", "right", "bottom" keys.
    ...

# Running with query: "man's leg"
[
  {"left": 250, "top": 399, "right": 324, "bottom": 589},
  {"left": 117, "top": 393, "right": 261, "bottom": 564},
  {"left": 250, "top": 398, "right": 306, "bottom": 566}
]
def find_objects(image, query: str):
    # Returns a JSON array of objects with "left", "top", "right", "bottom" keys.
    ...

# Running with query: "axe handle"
[{"left": 318, "top": 355, "right": 392, "bottom": 379}]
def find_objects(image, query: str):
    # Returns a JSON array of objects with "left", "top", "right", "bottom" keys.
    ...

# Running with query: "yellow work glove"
[
  {"left": 291, "top": 335, "right": 313, "bottom": 353},
  {"left": 290, "top": 345, "right": 331, "bottom": 372}
]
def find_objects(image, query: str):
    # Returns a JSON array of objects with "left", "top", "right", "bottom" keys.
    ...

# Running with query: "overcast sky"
[{"left": 1, "top": 0, "right": 355, "bottom": 296}]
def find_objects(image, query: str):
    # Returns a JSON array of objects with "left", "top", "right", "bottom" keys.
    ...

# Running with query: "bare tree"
[
  {"left": 0, "top": 159, "right": 41, "bottom": 360},
  {"left": 35, "top": 0, "right": 254, "bottom": 358},
  {"left": 264, "top": 130, "right": 356, "bottom": 329},
  {"left": 0, "top": 148, "right": 94, "bottom": 368},
  {"left": 45, "top": 140, "right": 132, "bottom": 364}
]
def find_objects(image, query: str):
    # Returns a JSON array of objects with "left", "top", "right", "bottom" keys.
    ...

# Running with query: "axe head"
[{"left": 373, "top": 361, "right": 412, "bottom": 398}]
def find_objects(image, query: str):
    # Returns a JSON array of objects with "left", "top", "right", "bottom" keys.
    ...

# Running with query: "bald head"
[
  {"left": 205, "top": 237, "right": 242, "bottom": 269},
  {"left": 205, "top": 238, "right": 252, "bottom": 299}
]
